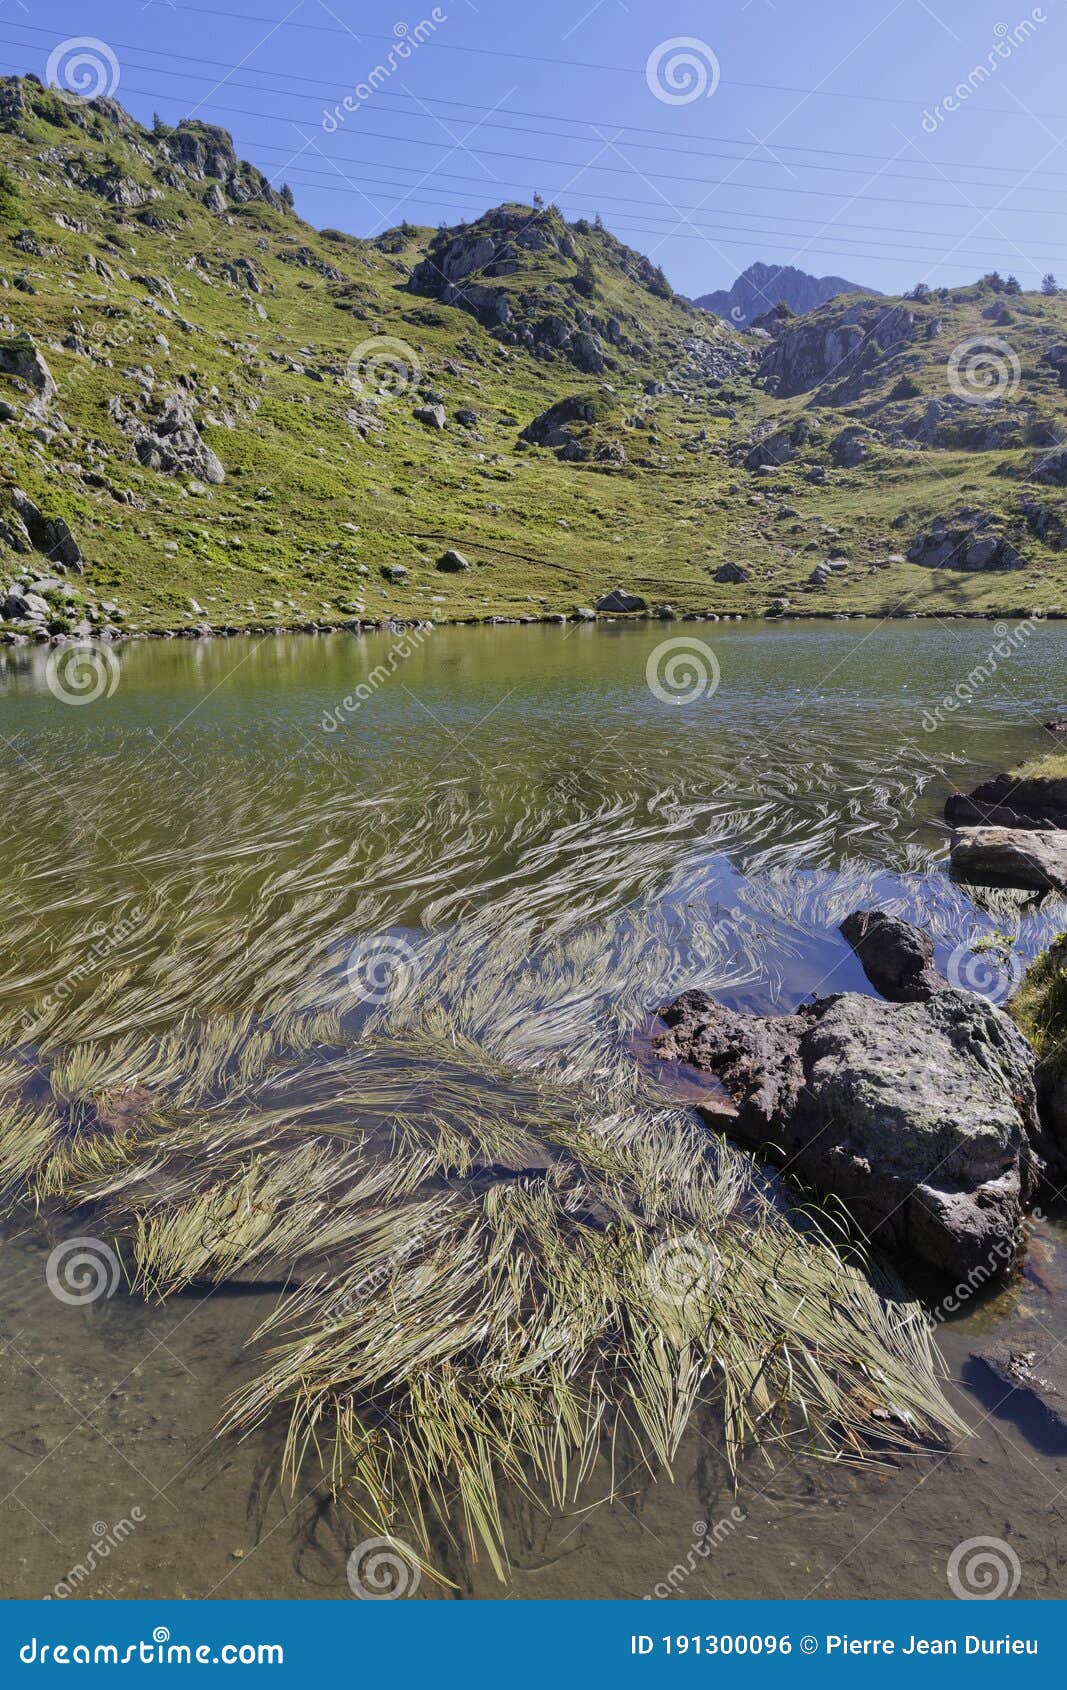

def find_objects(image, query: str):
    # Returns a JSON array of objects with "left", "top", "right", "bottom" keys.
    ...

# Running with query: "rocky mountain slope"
[
  {"left": 2, "top": 72, "right": 1067, "bottom": 638},
  {"left": 695, "top": 261, "right": 878, "bottom": 327}
]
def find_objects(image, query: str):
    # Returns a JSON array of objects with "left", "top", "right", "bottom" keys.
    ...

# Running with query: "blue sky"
[{"left": 3, "top": 0, "right": 1067, "bottom": 297}]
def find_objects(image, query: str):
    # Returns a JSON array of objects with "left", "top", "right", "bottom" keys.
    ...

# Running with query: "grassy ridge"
[{"left": 1, "top": 75, "right": 1067, "bottom": 633}]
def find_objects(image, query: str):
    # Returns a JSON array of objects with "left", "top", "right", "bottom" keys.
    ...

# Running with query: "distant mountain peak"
[{"left": 695, "top": 261, "right": 880, "bottom": 327}]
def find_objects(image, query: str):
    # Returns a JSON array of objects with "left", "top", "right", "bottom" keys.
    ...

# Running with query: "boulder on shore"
[
  {"left": 950, "top": 826, "right": 1067, "bottom": 895},
  {"left": 595, "top": 588, "right": 646, "bottom": 613},
  {"left": 655, "top": 986, "right": 1041, "bottom": 1281},
  {"left": 839, "top": 908, "right": 948, "bottom": 1002},
  {"left": 945, "top": 770, "right": 1067, "bottom": 830}
]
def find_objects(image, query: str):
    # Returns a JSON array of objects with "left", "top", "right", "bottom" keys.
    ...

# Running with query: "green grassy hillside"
[{"left": 2, "top": 73, "right": 1067, "bottom": 636}]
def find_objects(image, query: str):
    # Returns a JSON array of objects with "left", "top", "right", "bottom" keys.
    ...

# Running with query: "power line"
[
  {"left": 262, "top": 167, "right": 1049, "bottom": 270},
  {"left": 6, "top": 53, "right": 1065, "bottom": 225},
  {"left": 81, "top": 0, "right": 1067, "bottom": 123},
  {"left": 8, "top": 17, "right": 1067, "bottom": 185},
  {"left": 265, "top": 159, "right": 1066, "bottom": 265},
  {"left": 240, "top": 137, "right": 1067, "bottom": 254}
]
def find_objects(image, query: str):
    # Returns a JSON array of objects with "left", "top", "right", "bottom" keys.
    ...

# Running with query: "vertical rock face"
[
  {"left": 132, "top": 393, "right": 226, "bottom": 483},
  {"left": 655, "top": 987, "right": 1042, "bottom": 1282},
  {"left": 757, "top": 300, "right": 915, "bottom": 399},
  {"left": 0, "top": 331, "right": 57, "bottom": 417}
]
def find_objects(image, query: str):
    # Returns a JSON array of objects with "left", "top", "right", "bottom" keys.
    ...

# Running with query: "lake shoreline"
[{"left": 2, "top": 604, "right": 1063, "bottom": 648}]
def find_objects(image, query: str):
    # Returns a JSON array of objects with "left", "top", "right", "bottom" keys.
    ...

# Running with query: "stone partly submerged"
[
  {"left": 950, "top": 825, "right": 1067, "bottom": 895},
  {"left": 839, "top": 907, "right": 949, "bottom": 1002},
  {"left": 970, "top": 1340, "right": 1067, "bottom": 1452},
  {"left": 655, "top": 986, "right": 1042, "bottom": 1282},
  {"left": 967, "top": 1220, "right": 1067, "bottom": 1453}
]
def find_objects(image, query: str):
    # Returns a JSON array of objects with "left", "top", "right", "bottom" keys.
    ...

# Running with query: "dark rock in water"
[
  {"left": 970, "top": 1340, "right": 1067, "bottom": 1453},
  {"left": 655, "top": 986, "right": 1040, "bottom": 1281},
  {"left": 595, "top": 588, "right": 646, "bottom": 613},
  {"left": 839, "top": 908, "right": 948, "bottom": 1002},
  {"left": 950, "top": 826, "right": 1067, "bottom": 894},
  {"left": 1043, "top": 718, "right": 1067, "bottom": 734},
  {"left": 945, "top": 770, "right": 1067, "bottom": 830}
]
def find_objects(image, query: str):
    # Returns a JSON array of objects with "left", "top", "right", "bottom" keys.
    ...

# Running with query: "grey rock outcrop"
[
  {"left": 2, "top": 489, "right": 82, "bottom": 571},
  {"left": 133, "top": 393, "right": 225, "bottom": 483},
  {"left": 945, "top": 771, "right": 1067, "bottom": 830},
  {"left": 0, "top": 330, "right": 56, "bottom": 418},
  {"left": 744, "top": 416, "right": 815, "bottom": 470},
  {"left": 713, "top": 561, "right": 750, "bottom": 584},
  {"left": 656, "top": 987, "right": 1041, "bottom": 1281},
  {"left": 829, "top": 425, "right": 872, "bottom": 467},
  {"left": 413, "top": 403, "right": 446, "bottom": 429},
  {"left": 520, "top": 394, "right": 603, "bottom": 460},
  {"left": 907, "top": 510, "right": 1024, "bottom": 572},
  {"left": 950, "top": 826, "right": 1067, "bottom": 895},
  {"left": 759, "top": 300, "right": 915, "bottom": 400}
]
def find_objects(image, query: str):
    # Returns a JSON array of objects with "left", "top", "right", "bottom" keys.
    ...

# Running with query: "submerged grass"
[{"left": 0, "top": 749, "right": 983, "bottom": 1579}]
